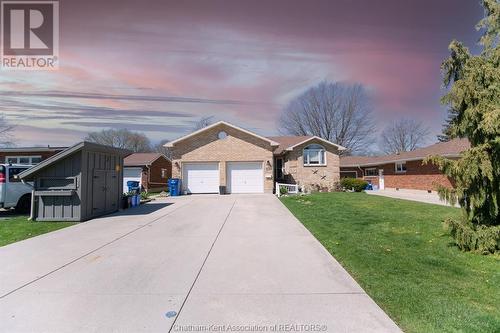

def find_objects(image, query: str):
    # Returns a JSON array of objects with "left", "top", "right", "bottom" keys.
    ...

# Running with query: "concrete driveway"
[{"left": 0, "top": 195, "right": 400, "bottom": 332}]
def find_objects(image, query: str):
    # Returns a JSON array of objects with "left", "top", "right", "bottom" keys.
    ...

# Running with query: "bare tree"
[
  {"left": 153, "top": 139, "right": 172, "bottom": 160},
  {"left": 193, "top": 116, "right": 214, "bottom": 131},
  {"left": 279, "top": 81, "right": 375, "bottom": 155},
  {"left": 85, "top": 128, "right": 152, "bottom": 152},
  {"left": 0, "top": 114, "right": 14, "bottom": 147},
  {"left": 379, "top": 118, "right": 430, "bottom": 154}
]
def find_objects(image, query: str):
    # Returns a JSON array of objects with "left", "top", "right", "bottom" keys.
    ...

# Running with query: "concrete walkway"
[
  {"left": 0, "top": 195, "right": 400, "bottom": 332},
  {"left": 367, "top": 188, "right": 459, "bottom": 207}
]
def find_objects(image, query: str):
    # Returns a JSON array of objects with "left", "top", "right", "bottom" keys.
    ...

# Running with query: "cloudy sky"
[{"left": 0, "top": 0, "right": 484, "bottom": 147}]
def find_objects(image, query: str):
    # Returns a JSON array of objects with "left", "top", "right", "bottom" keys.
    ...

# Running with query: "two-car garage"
[{"left": 182, "top": 162, "right": 264, "bottom": 194}]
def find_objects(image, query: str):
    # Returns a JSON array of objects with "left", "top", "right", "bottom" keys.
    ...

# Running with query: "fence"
[{"left": 275, "top": 183, "right": 299, "bottom": 197}]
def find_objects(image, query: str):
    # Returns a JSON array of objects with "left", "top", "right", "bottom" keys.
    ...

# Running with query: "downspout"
[{"left": 21, "top": 179, "right": 36, "bottom": 221}]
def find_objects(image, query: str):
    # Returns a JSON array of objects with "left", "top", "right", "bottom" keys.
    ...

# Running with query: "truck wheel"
[{"left": 15, "top": 194, "right": 31, "bottom": 214}]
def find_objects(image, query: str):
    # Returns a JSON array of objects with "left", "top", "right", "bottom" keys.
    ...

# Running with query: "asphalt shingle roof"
[
  {"left": 267, "top": 136, "right": 313, "bottom": 154},
  {"left": 124, "top": 153, "right": 167, "bottom": 166},
  {"left": 340, "top": 138, "right": 470, "bottom": 167}
]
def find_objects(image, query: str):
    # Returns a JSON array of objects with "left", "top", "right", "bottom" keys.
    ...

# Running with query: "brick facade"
[
  {"left": 0, "top": 149, "right": 64, "bottom": 164},
  {"left": 137, "top": 156, "right": 171, "bottom": 192},
  {"left": 340, "top": 159, "right": 454, "bottom": 191},
  {"left": 280, "top": 139, "right": 341, "bottom": 192},
  {"left": 170, "top": 123, "right": 275, "bottom": 193}
]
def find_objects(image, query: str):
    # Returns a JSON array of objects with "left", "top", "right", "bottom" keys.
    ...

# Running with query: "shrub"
[
  {"left": 279, "top": 186, "right": 288, "bottom": 196},
  {"left": 340, "top": 178, "right": 368, "bottom": 192},
  {"left": 444, "top": 217, "right": 500, "bottom": 254}
]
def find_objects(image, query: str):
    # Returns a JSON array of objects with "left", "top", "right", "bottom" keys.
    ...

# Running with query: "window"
[
  {"left": 395, "top": 162, "right": 407, "bottom": 173},
  {"left": 5, "top": 155, "right": 42, "bottom": 165},
  {"left": 161, "top": 168, "right": 167, "bottom": 178},
  {"left": 8, "top": 167, "right": 29, "bottom": 182},
  {"left": 365, "top": 168, "right": 378, "bottom": 176},
  {"left": 303, "top": 144, "right": 326, "bottom": 166}
]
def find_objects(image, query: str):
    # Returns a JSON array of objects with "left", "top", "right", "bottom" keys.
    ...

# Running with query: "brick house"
[
  {"left": 0, "top": 146, "right": 67, "bottom": 165},
  {"left": 123, "top": 153, "right": 171, "bottom": 193},
  {"left": 166, "top": 121, "right": 345, "bottom": 194},
  {"left": 339, "top": 139, "right": 470, "bottom": 191}
]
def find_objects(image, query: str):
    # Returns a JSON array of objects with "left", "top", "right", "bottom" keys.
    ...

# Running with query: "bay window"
[{"left": 303, "top": 144, "right": 326, "bottom": 166}]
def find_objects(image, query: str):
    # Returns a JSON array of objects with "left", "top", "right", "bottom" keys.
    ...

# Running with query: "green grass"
[
  {"left": 0, "top": 215, "right": 77, "bottom": 247},
  {"left": 281, "top": 192, "right": 500, "bottom": 333}
]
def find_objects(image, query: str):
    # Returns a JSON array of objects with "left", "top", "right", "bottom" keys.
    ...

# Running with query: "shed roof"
[
  {"left": 340, "top": 138, "right": 470, "bottom": 167},
  {"left": 124, "top": 153, "right": 169, "bottom": 166},
  {"left": 19, "top": 142, "right": 131, "bottom": 180}
]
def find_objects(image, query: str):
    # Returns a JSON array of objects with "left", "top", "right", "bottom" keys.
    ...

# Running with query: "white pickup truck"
[{"left": 0, "top": 164, "right": 33, "bottom": 213}]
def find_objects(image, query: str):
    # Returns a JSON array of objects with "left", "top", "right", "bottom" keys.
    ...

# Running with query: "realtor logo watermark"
[{"left": 1, "top": 1, "right": 59, "bottom": 70}]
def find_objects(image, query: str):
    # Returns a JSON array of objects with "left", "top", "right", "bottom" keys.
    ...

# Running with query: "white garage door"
[
  {"left": 123, "top": 167, "right": 142, "bottom": 193},
  {"left": 227, "top": 162, "right": 264, "bottom": 193},
  {"left": 183, "top": 163, "right": 220, "bottom": 194}
]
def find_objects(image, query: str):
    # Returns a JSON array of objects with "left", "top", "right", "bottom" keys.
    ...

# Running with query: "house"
[
  {"left": 339, "top": 138, "right": 470, "bottom": 191},
  {"left": 123, "top": 153, "right": 171, "bottom": 193},
  {"left": 165, "top": 121, "right": 345, "bottom": 194},
  {"left": 0, "top": 146, "right": 67, "bottom": 165}
]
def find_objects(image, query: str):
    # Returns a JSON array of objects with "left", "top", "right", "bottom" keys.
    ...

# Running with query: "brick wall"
[
  {"left": 0, "top": 150, "right": 61, "bottom": 163},
  {"left": 145, "top": 156, "right": 171, "bottom": 191},
  {"left": 340, "top": 159, "right": 455, "bottom": 191},
  {"left": 171, "top": 124, "right": 275, "bottom": 193},
  {"left": 283, "top": 139, "right": 341, "bottom": 192}
]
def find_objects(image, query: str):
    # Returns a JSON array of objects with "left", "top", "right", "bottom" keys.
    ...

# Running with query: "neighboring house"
[
  {"left": 123, "top": 153, "right": 171, "bottom": 193},
  {"left": 0, "top": 146, "right": 67, "bottom": 165},
  {"left": 340, "top": 138, "right": 470, "bottom": 191},
  {"left": 166, "top": 121, "right": 345, "bottom": 194}
]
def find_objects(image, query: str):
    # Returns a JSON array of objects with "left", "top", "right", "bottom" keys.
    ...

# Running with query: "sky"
[{"left": 0, "top": 0, "right": 485, "bottom": 148}]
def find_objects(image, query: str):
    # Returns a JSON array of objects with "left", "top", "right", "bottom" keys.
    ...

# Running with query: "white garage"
[
  {"left": 123, "top": 167, "right": 142, "bottom": 193},
  {"left": 182, "top": 162, "right": 220, "bottom": 194},
  {"left": 226, "top": 162, "right": 264, "bottom": 193}
]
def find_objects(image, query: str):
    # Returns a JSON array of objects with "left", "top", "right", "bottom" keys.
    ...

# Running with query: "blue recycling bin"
[
  {"left": 168, "top": 178, "right": 181, "bottom": 196},
  {"left": 127, "top": 180, "right": 140, "bottom": 194}
]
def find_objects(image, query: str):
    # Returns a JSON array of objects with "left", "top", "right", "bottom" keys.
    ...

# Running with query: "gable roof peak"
[{"left": 165, "top": 121, "right": 280, "bottom": 147}]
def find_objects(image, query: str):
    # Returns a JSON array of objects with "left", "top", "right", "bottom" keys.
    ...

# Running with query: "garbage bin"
[
  {"left": 127, "top": 180, "right": 140, "bottom": 194},
  {"left": 219, "top": 186, "right": 226, "bottom": 195},
  {"left": 168, "top": 178, "right": 181, "bottom": 196}
]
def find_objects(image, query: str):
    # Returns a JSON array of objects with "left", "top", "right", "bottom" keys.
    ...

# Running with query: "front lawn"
[
  {"left": 0, "top": 216, "right": 77, "bottom": 247},
  {"left": 281, "top": 192, "right": 500, "bottom": 333}
]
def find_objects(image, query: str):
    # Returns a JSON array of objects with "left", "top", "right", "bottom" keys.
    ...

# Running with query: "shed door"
[
  {"left": 227, "top": 162, "right": 264, "bottom": 193},
  {"left": 92, "top": 170, "right": 106, "bottom": 215},
  {"left": 105, "top": 171, "right": 118, "bottom": 212},
  {"left": 182, "top": 163, "right": 219, "bottom": 194}
]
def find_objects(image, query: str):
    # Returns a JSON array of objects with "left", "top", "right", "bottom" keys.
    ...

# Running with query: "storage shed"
[{"left": 19, "top": 142, "right": 130, "bottom": 222}]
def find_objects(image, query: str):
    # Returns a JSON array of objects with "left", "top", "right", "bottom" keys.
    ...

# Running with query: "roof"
[
  {"left": 165, "top": 121, "right": 280, "bottom": 147},
  {"left": 268, "top": 135, "right": 347, "bottom": 155},
  {"left": 124, "top": 153, "right": 169, "bottom": 166},
  {"left": 0, "top": 146, "right": 67, "bottom": 153},
  {"left": 340, "top": 138, "right": 470, "bottom": 167},
  {"left": 267, "top": 136, "right": 312, "bottom": 154},
  {"left": 19, "top": 142, "right": 131, "bottom": 180}
]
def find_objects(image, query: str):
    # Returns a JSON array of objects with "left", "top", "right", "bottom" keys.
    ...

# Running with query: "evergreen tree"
[{"left": 426, "top": 0, "right": 500, "bottom": 253}]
